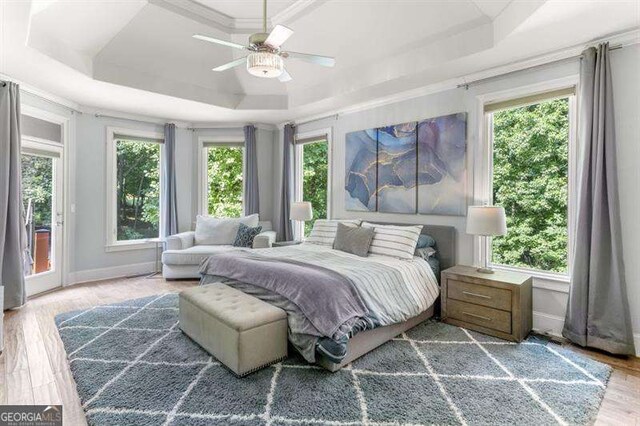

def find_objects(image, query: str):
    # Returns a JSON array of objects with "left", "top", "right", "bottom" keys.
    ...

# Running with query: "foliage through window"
[
  {"left": 207, "top": 145, "right": 243, "bottom": 217},
  {"left": 22, "top": 154, "right": 53, "bottom": 230},
  {"left": 490, "top": 97, "right": 570, "bottom": 273},
  {"left": 115, "top": 139, "right": 160, "bottom": 241},
  {"left": 300, "top": 140, "right": 328, "bottom": 236}
]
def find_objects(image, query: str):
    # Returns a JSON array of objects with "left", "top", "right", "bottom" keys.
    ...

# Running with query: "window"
[
  {"left": 106, "top": 128, "right": 163, "bottom": 250},
  {"left": 198, "top": 139, "right": 244, "bottom": 217},
  {"left": 484, "top": 87, "right": 575, "bottom": 276},
  {"left": 294, "top": 130, "right": 331, "bottom": 238}
]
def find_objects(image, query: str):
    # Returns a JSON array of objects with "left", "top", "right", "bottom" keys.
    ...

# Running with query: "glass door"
[{"left": 21, "top": 139, "right": 63, "bottom": 296}]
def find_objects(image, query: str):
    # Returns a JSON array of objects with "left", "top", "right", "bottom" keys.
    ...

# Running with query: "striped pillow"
[
  {"left": 361, "top": 222, "right": 424, "bottom": 260},
  {"left": 305, "top": 219, "right": 362, "bottom": 246}
]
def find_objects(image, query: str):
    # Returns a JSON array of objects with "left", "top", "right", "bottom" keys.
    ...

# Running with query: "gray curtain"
[
  {"left": 0, "top": 82, "right": 26, "bottom": 310},
  {"left": 161, "top": 123, "right": 178, "bottom": 238},
  {"left": 562, "top": 43, "right": 635, "bottom": 355},
  {"left": 278, "top": 124, "right": 295, "bottom": 241},
  {"left": 243, "top": 125, "right": 260, "bottom": 216}
]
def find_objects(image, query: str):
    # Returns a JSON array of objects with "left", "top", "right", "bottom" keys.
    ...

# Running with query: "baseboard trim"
[
  {"left": 634, "top": 334, "right": 640, "bottom": 357},
  {"left": 532, "top": 311, "right": 565, "bottom": 338},
  {"left": 68, "top": 261, "right": 156, "bottom": 285}
]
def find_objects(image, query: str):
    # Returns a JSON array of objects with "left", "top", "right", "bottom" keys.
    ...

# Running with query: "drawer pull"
[
  {"left": 462, "top": 291, "right": 491, "bottom": 300},
  {"left": 463, "top": 312, "right": 492, "bottom": 321}
]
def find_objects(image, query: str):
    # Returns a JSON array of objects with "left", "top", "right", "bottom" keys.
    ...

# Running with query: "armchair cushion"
[
  {"left": 195, "top": 214, "right": 259, "bottom": 245},
  {"left": 165, "top": 231, "right": 195, "bottom": 251},
  {"left": 253, "top": 230, "right": 276, "bottom": 249},
  {"left": 233, "top": 223, "right": 263, "bottom": 247}
]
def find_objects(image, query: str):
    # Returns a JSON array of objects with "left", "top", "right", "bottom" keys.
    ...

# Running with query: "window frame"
[
  {"left": 475, "top": 76, "right": 579, "bottom": 288},
  {"left": 105, "top": 127, "right": 164, "bottom": 252},
  {"left": 293, "top": 127, "right": 332, "bottom": 240},
  {"left": 197, "top": 136, "right": 245, "bottom": 218}
]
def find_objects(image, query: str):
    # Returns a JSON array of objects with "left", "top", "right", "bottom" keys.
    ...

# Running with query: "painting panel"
[
  {"left": 417, "top": 112, "right": 467, "bottom": 216},
  {"left": 376, "top": 122, "right": 417, "bottom": 214},
  {"left": 345, "top": 129, "right": 377, "bottom": 211}
]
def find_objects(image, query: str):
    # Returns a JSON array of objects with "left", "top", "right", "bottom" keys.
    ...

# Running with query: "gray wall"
[{"left": 283, "top": 45, "right": 640, "bottom": 341}]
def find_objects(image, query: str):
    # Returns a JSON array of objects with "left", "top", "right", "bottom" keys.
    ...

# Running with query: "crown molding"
[
  {"left": 149, "top": 0, "right": 325, "bottom": 34},
  {"left": 284, "top": 27, "right": 640, "bottom": 128}
]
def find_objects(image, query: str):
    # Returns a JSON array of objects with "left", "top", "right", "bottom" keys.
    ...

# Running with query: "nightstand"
[
  {"left": 441, "top": 265, "right": 532, "bottom": 342},
  {"left": 272, "top": 241, "right": 302, "bottom": 247}
]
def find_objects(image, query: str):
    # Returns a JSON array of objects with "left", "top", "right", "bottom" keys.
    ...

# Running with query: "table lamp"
[
  {"left": 290, "top": 201, "right": 313, "bottom": 241},
  {"left": 466, "top": 205, "right": 507, "bottom": 274}
]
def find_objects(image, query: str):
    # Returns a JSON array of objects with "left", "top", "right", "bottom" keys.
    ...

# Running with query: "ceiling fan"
[{"left": 192, "top": 0, "right": 335, "bottom": 82}]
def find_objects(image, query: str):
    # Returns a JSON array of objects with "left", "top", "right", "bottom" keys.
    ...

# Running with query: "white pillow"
[
  {"left": 361, "top": 222, "right": 423, "bottom": 260},
  {"left": 195, "top": 214, "right": 259, "bottom": 245},
  {"left": 305, "top": 219, "right": 362, "bottom": 246}
]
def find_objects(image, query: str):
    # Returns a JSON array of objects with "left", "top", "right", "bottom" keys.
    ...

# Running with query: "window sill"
[
  {"left": 490, "top": 264, "right": 570, "bottom": 293},
  {"left": 105, "top": 240, "right": 156, "bottom": 253}
]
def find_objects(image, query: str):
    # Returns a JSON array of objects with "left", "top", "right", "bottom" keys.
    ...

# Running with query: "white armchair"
[{"left": 161, "top": 220, "right": 275, "bottom": 279}]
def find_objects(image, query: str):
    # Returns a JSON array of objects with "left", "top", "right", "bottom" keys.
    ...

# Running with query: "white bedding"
[{"left": 252, "top": 242, "right": 440, "bottom": 326}]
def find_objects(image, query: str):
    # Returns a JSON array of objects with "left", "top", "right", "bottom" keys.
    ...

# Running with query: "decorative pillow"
[
  {"left": 416, "top": 234, "right": 436, "bottom": 249},
  {"left": 333, "top": 223, "right": 375, "bottom": 257},
  {"left": 361, "top": 222, "right": 423, "bottom": 260},
  {"left": 415, "top": 247, "right": 437, "bottom": 260},
  {"left": 305, "top": 219, "right": 362, "bottom": 246},
  {"left": 195, "top": 214, "right": 259, "bottom": 245},
  {"left": 233, "top": 223, "right": 263, "bottom": 247}
]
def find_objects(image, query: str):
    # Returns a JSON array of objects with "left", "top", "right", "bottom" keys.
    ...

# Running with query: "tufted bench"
[{"left": 179, "top": 284, "right": 288, "bottom": 376}]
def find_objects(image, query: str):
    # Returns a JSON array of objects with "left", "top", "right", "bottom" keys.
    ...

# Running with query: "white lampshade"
[
  {"left": 290, "top": 202, "right": 313, "bottom": 221},
  {"left": 466, "top": 206, "right": 507, "bottom": 236}
]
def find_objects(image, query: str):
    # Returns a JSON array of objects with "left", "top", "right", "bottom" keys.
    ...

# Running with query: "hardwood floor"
[{"left": 1, "top": 277, "right": 639, "bottom": 425}]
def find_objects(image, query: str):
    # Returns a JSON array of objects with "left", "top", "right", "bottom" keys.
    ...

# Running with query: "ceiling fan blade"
[
  {"left": 278, "top": 68, "right": 292, "bottom": 82},
  {"left": 283, "top": 51, "right": 335, "bottom": 67},
  {"left": 212, "top": 57, "right": 247, "bottom": 72},
  {"left": 265, "top": 24, "right": 294, "bottom": 49},
  {"left": 193, "top": 34, "right": 247, "bottom": 50}
]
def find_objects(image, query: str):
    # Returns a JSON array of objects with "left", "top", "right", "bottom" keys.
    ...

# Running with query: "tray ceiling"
[{"left": 2, "top": 0, "right": 638, "bottom": 123}]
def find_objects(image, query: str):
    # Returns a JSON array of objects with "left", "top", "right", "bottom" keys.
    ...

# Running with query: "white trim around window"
[
  {"left": 196, "top": 136, "right": 245, "bottom": 217},
  {"left": 105, "top": 127, "right": 164, "bottom": 252},
  {"left": 474, "top": 76, "right": 579, "bottom": 289},
  {"left": 293, "top": 127, "right": 332, "bottom": 240}
]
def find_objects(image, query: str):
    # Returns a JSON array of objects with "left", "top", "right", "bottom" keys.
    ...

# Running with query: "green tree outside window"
[
  {"left": 207, "top": 146, "right": 244, "bottom": 217},
  {"left": 301, "top": 141, "right": 328, "bottom": 236},
  {"left": 491, "top": 98, "right": 569, "bottom": 273},
  {"left": 115, "top": 139, "right": 160, "bottom": 241}
]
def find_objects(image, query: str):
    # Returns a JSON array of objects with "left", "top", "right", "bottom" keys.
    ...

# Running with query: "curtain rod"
[
  {"left": 458, "top": 44, "right": 623, "bottom": 90},
  {"left": 1, "top": 78, "right": 83, "bottom": 114},
  {"left": 94, "top": 113, "right": 173, "bottom": 127},
  {"left": 291, "top": 113, "right": 339, "bottom": 127}
]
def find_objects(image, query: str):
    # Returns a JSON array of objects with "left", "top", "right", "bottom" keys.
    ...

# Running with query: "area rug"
[{"left": 55, "top": 292, "right": 612, "bottom": 425}]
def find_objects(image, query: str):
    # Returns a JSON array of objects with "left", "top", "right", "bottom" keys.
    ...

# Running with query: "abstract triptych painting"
[{"left": 345, "top": 112, "right": 467, "bottom": 216}]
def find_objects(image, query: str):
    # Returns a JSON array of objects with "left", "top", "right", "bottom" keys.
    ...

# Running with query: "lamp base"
[{"left": 476, "top": 267, "right": 495, "bottom": 274}]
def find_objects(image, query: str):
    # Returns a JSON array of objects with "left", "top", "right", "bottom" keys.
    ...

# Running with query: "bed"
[{"left": 199, "top": 222, "right": 456, "bottom": 371}]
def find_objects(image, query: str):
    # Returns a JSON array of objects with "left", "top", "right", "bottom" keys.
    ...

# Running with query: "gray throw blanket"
[{"left": 199, "top": 251, "right": 369, "bottom": 339}]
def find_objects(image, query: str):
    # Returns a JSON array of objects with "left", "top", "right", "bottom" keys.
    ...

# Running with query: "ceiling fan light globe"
[{"left": 246, "top": 52, "right": 283, "bottom": 78}]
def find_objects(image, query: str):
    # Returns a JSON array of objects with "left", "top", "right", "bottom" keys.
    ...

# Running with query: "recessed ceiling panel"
[{"left": 191, "top": 0, "right": 296, "bottom": 19}]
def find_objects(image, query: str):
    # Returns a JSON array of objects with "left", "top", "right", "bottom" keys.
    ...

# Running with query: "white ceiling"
[
  {"left": 193, "top": 0, "right": 296, "bottom": 19},
  {"left": 1, "top": 0, "right": 639, "bottom": 124}
]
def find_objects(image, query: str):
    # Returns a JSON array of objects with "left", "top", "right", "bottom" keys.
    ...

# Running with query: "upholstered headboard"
[{"left": 369, "top": 222, "right": 457, "bottom": 271}]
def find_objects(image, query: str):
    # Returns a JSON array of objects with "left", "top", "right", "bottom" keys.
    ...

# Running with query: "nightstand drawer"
[
  {"left": 447, "top": 299, "right": 512, "bottom": 334},
  {"left": 448, "top": 279, "right": 512, "bottom": 311}
]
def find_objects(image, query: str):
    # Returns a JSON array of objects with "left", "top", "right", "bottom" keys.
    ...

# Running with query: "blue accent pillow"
[
  {"left": 416, "top": 234, "right": 436, "bottom": 249},
  {"left": 233, "top": 223, "right": 263, "bottom": 247}
]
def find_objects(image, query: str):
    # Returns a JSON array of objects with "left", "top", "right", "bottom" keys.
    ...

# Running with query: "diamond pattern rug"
[{"left": 55, "top": 292, "right": 612, "bottom": 425}]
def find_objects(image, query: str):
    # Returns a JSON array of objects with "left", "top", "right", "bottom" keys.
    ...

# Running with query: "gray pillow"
[{"left": 333, "top": 222, "right": 375, "bottom": 257}]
